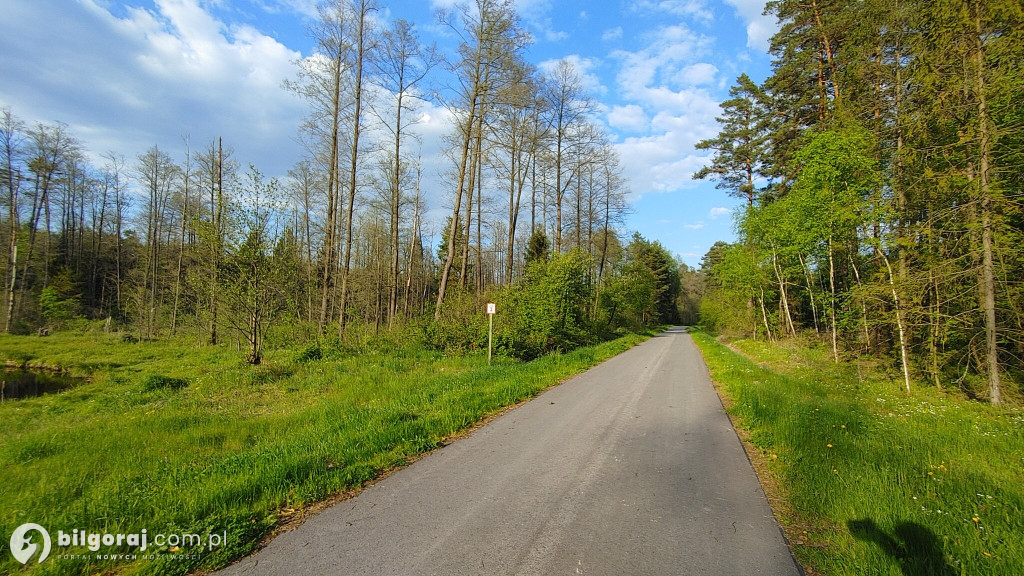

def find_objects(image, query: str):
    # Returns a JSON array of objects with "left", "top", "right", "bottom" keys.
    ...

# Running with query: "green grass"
[
  {"left": 691, "top": 330, "right": 1024, "bottom": 576},
  {"left": 0, "top": 330, "right": 647, "bottom": 575}
]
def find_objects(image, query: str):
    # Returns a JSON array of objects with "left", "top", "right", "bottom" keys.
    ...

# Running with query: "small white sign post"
[{"left": 486, "top": 303, "right": 496, "bottom": 365}]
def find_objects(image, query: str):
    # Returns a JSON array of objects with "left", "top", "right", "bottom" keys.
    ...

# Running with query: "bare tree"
[
  {"left": 372, "top": 18, "right": 438, "bottom": 328},
  {"left": 135, "top": 145, "right": 180, "bottom": 339},
  {"left": 334, "top": 0, "right": 380, "bottom": 335},
  {"left": 434, "top": 0, "right": 529, "bottom": 318},
  {"left": 2, "top": 109, "right": 25, "bottom": 332},
  {"left": 543, "top": 59, "right": 593, "bottom": 252}
]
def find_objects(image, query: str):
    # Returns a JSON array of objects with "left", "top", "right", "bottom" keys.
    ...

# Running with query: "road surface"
[{"left": 217, "top": 327, "right": 801, "bottom": 575}]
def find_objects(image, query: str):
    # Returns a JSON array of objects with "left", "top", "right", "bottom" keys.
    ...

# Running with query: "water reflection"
[{"left": 0, "top": 369, "right": 84, "bottom": 400}]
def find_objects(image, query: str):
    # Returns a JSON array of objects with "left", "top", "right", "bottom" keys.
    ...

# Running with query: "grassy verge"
[
  {"left": 691, "top": 330, "right": 1024, "bottom": 576},
  {"left": 0, "top": 330, "right": 647, "bottom": 575}
]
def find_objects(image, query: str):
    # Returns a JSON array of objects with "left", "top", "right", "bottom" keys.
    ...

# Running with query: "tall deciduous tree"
[
  {"left": 2, "top": 109, "right": 25, "bottom": 333},
  {"left": 435, "top": 0, "right": 528, "bottom": 318},
  {"left": 373, "top": 17, "right": 438, "bottom": 328},
  {"left": 337, "top": 0, "right": 378, "bottom": 335}
]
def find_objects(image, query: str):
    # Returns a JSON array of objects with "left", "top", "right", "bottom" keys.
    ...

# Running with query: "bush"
[
  {"left": 496, "top": 249, "right": 597, "bottom": 360},
  {"left": 420, "top": 289, "right": 489, "bottom": 353},
  {"left": 295, "top": 343, "right": 323, "bottom": 363}
]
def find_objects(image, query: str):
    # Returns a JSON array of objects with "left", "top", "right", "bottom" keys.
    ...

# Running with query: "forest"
[
  {"left": 696, "top": 0, "right": 1023, "bottom": 404},
  {"left": 0, "top": 0, "right": 695, "bottom": 365}
]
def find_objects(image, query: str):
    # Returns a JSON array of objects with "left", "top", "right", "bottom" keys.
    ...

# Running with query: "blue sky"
[{"left": 0, "top": 0, "right": 776, "bottom": 267}]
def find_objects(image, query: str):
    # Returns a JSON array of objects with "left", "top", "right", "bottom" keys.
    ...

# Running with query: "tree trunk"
[
  {"left": 318, "top": 48, "right": 343, "bottom": 335},
  {"left": 337, "top": 2, "right": 369, "bottom": 336},
  {"left": 772, "top": 244, "right": 796, "bottom": 337},
  {"left": 974, "top": 5, "right": 1000, "bottom": 404},
  {"left": 404, "top": 180, "right": 420, "bottom": 318},
  {"left": 878, "top": 247, "right": 911, "bottom": 393},
  {"left": 4, "top": 156, "right": 18, "bottom": 333},
  {"left": 828, "top": 235, "right": 838, "bottom": 362},
  {"left": 171, "top": 142, "right": 190, "bottom": 335},
  {"left": 759, "top": 288, "right": 774, "bottom": 343},
  {"left": 435, "top": 90, "right": 476, "bottom": 318},
  {"left": 798, "top": 253, "right": 819, "bottom": 335},
  {"left": 210, "top": 138, "right": 224, "bottom": 345},
  {"left": 388, "top": 83, "right": 404, "bottom": 329}
]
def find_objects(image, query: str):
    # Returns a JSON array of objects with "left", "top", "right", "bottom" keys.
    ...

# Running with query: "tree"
[
  {"left": 2, "top": 109, "right": 25, "bottom": 332},
  {"left": 498, "top": 248, "right": 594, "bottom": 359},
  {"left": 372, "top": 18, "right": 438, "bottom": 328},
  {"left": 524, "top": 228, "right": 549, "bottom": 265},
  {"left": 223, "top": 167, "right": 282, "bottom": 365},
  {"left": 543, "top": 59, "right": 594, "bottom": 252},
  {"left": 788, "top": 126, "right": 878, "bottom": 361},
  {"left": 336, "top": 0, "right": 378, "bottom": 336},
  {"left": 694, "top": 74, "right": 768, "bottom": 206},
  {"left": 193, "top": 139, "right": 234, "bottom": 344},
  {"left": 434, "top": 0, "right": 528, "bottom": 318},
  {"left": 488, "top": 59, "right": 543, "bottom": 284},
  {"left": 135, "top": 145, "right": 179, "bottom": 339}
]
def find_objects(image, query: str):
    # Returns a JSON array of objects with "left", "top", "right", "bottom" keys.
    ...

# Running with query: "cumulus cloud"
[
  {"left": 709, "top": 206, "right": 732, "bottom": 219},
  {"left": 607, "top": 105, "right": 648, "bottom": 132},
  {"left": 0, "top": 0, "right": 305, "bottom": 175},
  {"left": 605, "top": 23, "right": 723, "bottom": 196},
  {"left": 611, "top": 25, "right": 714, "bottom": 103},
  {"left": 722, "top": 0, "right": 778, "bottom": 53},
  {"left": 683, "top": 222, "right": 705, "bottom": 230},
  {"left": 677, "top": 62, "right": 718, "bottom": 86}
]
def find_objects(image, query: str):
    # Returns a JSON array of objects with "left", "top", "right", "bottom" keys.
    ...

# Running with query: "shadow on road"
[{"left": 848, "top": 518, "right": 955, "bottom": 576}]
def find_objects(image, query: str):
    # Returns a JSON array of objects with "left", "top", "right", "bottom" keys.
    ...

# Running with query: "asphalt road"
[{"left": 216, "top": 327, "right": 802, "bottom": 576}]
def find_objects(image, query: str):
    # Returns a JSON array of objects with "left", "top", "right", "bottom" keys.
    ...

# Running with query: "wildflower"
[
  {"left": 827, "top": 443, "right": 833, "bottom": 448},
  {"left": 841, "top": 424, "right": 846, "bottom": 429},
  {"left": 972, "top": 517, "right": 980, "bottom": 524}
]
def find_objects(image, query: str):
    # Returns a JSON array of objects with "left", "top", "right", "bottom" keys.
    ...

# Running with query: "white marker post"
[{"left": 486, "top": 302, "right": 496, "bottom": 365}]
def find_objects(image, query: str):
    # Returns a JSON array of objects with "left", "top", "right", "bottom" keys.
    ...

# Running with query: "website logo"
[{"left": 10, "top": 523, "right": 52, "bottom": 564}]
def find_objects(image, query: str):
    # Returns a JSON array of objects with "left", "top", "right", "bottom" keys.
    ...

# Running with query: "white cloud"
[
  {"left": 683, "top": 222, "right": 705, "bottom": 229},
  {"left": 605, "top": 23, "right": 723, "bottom": 197},
  {"left": 0, "top": 0, "right": 305, "bottom": 176},
  {"left": 677, "top": 62, "right": 718, "bottom": 86},
  {"left": 429, "top": 0, "right": 462, "bottom": 9},
  {"left": 607, "top": 105, "right": 648, "bottom": 132},
  {"left": 722, "top": 0, "right": 778, "bottom": 53},
  {"left": 611, "top": 25, "right": 714, "bottom": 103},
  {"left": 631, "top": 0, "right": 714, "bottom": 23},
  {"left": 602, "top": 26, "right": 623, "bottom": 41},
  {"left": 709, "top": 206, "right": 731, "bottom": 219}
]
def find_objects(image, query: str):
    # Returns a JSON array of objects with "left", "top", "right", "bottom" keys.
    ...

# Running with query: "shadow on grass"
[{"left": 848, "top": 518, "right": 955, "bottom": 576}]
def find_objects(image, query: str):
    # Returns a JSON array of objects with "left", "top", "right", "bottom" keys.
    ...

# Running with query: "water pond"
[{"left": 0, "top": 368, "right": 86, "bottom": 401}]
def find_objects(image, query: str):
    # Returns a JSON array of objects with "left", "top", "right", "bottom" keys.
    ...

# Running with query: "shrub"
[{"left": 497, "top": 249, "right": 597, "bottom": 360}]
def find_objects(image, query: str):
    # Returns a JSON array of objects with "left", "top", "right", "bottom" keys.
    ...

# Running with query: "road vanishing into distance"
[{"left": 217, "top": 327, "right": 802, "bottom": 576}]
